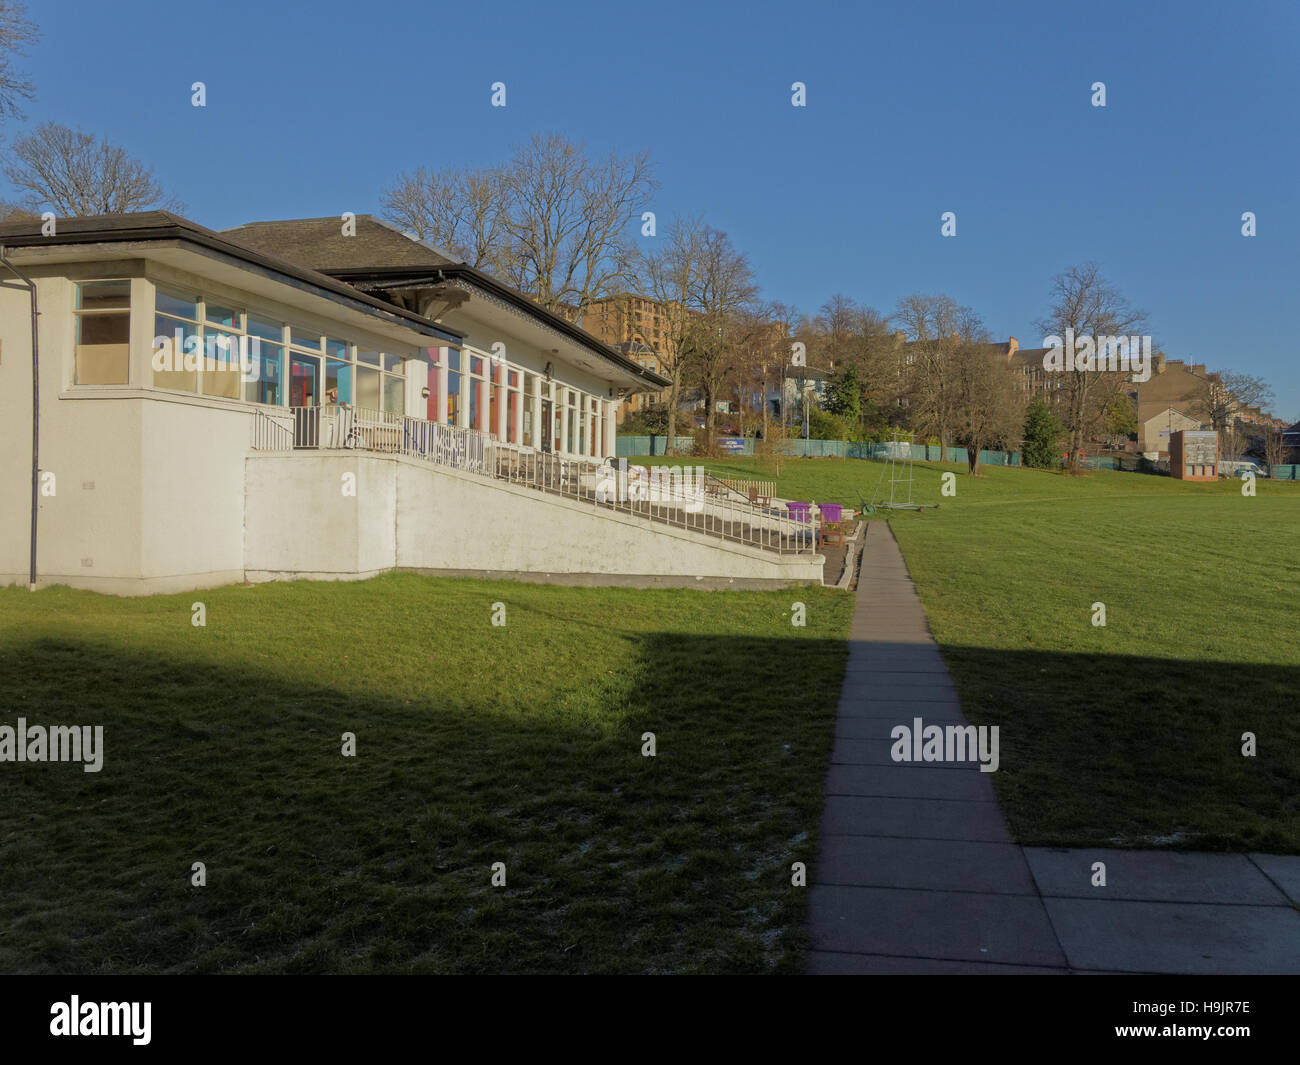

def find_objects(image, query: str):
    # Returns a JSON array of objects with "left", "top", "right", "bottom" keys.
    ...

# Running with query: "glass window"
[
  {"left": 153, "top": 312, "right": 199, "bottom": 391},
  {"left": 446, "top": 348, "right": 461, "bottom": 373},
  {"left": 447, "top": 385, "right": 459, "bottom": 424},
  {"left": 381, "top": 353, "right": 402, "bottom": 372},
  {"left": 74, "top": 279, "right": 131, "bottom": 384},
  {"left": 247, "top": 315, "right": 284, "bottom": 342},
  {"left": 356, "top": 366, "right": 380, "bottom": 410},
  {"left": 202, "top": 328, "right": 242, "bottom": 399},
  {"left": 77, "top": 280, "right": 130, "bottom": 310},
  {"left": 357, "top": 347, "right": 381, "bottom": 367},
  {"left": 206, "top": 303, "right": 241, "bottom": 328},
  {"left": 291, "top": 326, "right": 322, "bottom": 351},
  {"left": 244, "top": 341, "right": 283, "bottom": 405},
  {"left": 290, "top": 352, "right": 320, "bottom": 407},
  {"left": 469, "top": 355, "right": 483, "bottom": 376},
  {"left": 382, "top": 373, "right": 404, "bottom": 414},
  {"left": 326, "top": 358, "right": 353, "bottom": 405},
  {"left": 326, "top": 337, "right": 349, "bottom": 360},
  {"left": 155, "top": 288, "right": 198, "bottom": 320}
]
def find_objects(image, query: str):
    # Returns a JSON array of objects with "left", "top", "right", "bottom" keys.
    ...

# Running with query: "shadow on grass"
[
  {"left": 0, "top": 629, "right": 844, "bottom": 976},
  {"left": 928, "top": 644, "right": 1300, "bottom": 854}
]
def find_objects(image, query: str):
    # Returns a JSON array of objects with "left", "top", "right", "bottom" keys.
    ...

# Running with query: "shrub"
[{"left": 1022, "top": 398, "right": 1064, "bottom": 469}]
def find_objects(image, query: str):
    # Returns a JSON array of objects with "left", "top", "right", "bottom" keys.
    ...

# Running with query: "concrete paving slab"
[
  {"left": 1249, "top": 853, "right": 1300, "bottom": 905},
  {"left": 829, "top": 736, "right": 981, "bottom": 768},
  {"left": 851, "top": 681, "right": 959, "bottom": 702},
  {"left": 1043, "top": 897, "right": 1300, "bottom": 974},
  {"left": 836, "top": 697, "right": 966, "bottom": 719},
  {"left": 843, "top": 658, "right": 950, "bottom": 675},
  {"left": 824, "top": 763, "right": 998, "bottom": 800},
  {"left": 808, "top": 884, "right": 1067, "bottom": 967},
  {"left": 809, "top": 522, "right": 1039, "bottom": 972},
  {"left": 1025, "top": 848, "right": 1291, "bottom": 905},
  {"left": 806, "top": 950, "right": 1067, "bottom": 974},
  {"left": 832, "top": 714, "right": 971, "bottom": 740},
  {"left": 815, "top": 835, "right": 1037, "bottom": 894},
  {"left": 820, "top": 794, "right": 1013, "bottom": 842}
]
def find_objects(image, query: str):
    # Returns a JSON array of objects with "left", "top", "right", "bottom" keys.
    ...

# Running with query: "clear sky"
[{"left": 11, "top": 0, "right": 1299, "bottom": 418}]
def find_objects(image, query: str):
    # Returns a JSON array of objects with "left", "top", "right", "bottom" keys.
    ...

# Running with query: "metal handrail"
[{"left": 249, "top": 407, "right": 815, "bottom": 555}]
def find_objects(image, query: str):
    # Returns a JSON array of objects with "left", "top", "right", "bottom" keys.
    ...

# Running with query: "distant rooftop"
[{"left": 223, "top": 215, "right": 462, "bottom": 271}]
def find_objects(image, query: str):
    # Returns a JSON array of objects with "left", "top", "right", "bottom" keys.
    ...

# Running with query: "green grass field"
[
  {"left": 0, "top": 578, "right": 851, "bottom": 973},
  {"left": 4, "top": 455, "right": 1297, "bottom": 974},
  {"left": 642, "top": 453, "right": 1300, "bottom": 852}
]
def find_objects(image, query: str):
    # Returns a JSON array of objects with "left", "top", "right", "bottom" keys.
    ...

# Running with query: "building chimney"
[
  {"left": 1007, "top": 336, "right": 1019, "bottom": 356},
  {"left": 893, "top": 330, "right": 907, "bottom": 345}
]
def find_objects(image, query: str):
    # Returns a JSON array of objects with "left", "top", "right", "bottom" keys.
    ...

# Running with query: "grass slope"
[{"left": 0, "top": 576, "right": 851, "bottom": 973}]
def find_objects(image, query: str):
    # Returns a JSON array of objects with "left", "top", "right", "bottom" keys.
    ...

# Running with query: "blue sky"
[{"left": 11, "top": 0, "right": 1300, "bottom": 417}]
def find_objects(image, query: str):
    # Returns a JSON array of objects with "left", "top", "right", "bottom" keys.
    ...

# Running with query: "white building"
[{"left": 0, "top": 212, "right": 824, "bottom": 594}]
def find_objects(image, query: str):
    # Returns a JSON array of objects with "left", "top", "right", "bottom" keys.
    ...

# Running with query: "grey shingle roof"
[{"left": 222, "top": 215, "right": 461, "bottom": 270}]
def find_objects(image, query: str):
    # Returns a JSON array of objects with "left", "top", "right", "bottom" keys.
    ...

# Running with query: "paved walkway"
[{"left": 806, "top": 522, "right": 1300, "bottom": 974}]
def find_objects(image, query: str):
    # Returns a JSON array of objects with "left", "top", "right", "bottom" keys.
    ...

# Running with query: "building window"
[
  {"left": 446, "top": 348, "right": 461, "bottom": 424},
  {"left": 245, "top": 315, "right": 285, "bottom": 406},
  {"left": 567, "top": 390, "right": 579, "bottom": 454},
  {"left": 74, "top": 280, "right": 131, "bottom": 385},
  {"left": 153, "top": 287, "right": 201, "bottom": 392},
  {"left": 288, "top": 326, "right": 323, "bottom": 408}
]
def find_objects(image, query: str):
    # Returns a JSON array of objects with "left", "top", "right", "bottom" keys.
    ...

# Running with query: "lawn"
[
  {"left": 634, "top": 452, "right": 1300, "bottom": 853},
  {"left": 0, "top": 577, "right": 852, "bottom": 974}
]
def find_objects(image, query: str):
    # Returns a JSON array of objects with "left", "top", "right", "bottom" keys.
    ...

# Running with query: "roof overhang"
[
  {"left": 328, "top": 265, "right": 672, "bottom": 392},
  {"left": 0, "top": 213, "right": 465, "bottom": 347}
]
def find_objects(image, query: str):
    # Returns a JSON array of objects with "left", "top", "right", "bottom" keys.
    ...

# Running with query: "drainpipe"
[{"left": 0, "top": 246, "right": 39, "bottom": 591}]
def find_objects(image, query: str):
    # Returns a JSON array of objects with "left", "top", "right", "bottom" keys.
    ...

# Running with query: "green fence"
[
  {"left": 617, "top": 435, "right": 1020, "bottom": 466},
  {"left": 615, "top": 435, "right": 697, "bottom": 456},
  {"left": 1270, "top": 464, "right": 1300, "bottom": 480}
]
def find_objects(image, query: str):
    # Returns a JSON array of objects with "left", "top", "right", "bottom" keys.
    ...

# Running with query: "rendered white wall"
[{"left": 244, "top": 451, "right": 824, "bottom": 587}]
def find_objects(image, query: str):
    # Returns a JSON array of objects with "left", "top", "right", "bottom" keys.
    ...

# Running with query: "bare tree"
[
  {"left": 1036, "top": 263, "right": 1147, "bottom": 472},
  {"left": 0, "top": 198, "right": 36, "bottom": 221},
  {"left": 685, "top": 226, "right": 758, "bottom": 451},
  {"left": 811, "top": 294, "right": 860, "bottom": 369},
  {"left": 1198, "top": 369, "right": 1275, "bottom": 431},
  {"left": 500, "top": 133, "right": 656, "bottom": 311},
  {"left": 894, "top": 294, "right": 983, "bottom": 452},
  {"left": 382, "top": 133, "right": 655, "bottom": 313},
  {"left": 380, "top": 166, "right": 508, "bottom": 268},
  {"left": 0, "top": 0, "right": 37, "bottom": 124},
  {"left": 1264, "top": 425, "right": 1287, "bottom": 470},
  {"left": 947, "top": 342, "right": 1024, "bottom": 474},
  {"left": 638, "top": 216, "right": 705, "bottom": 454},
  {"left": 753, "top": 301, "right": 796, "bottom": 442},
  {"left": 4, "top": 122, "right": 182, "bottom": 216}
]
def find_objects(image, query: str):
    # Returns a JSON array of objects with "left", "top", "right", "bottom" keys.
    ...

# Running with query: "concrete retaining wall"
[{"left": 245, "top": 452, "right": 824, "bottom": 588}]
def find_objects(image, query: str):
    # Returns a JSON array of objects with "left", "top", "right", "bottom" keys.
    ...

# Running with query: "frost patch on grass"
[{"left": 1107, "top": 832, "right": 1191, "bottom": 847}]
